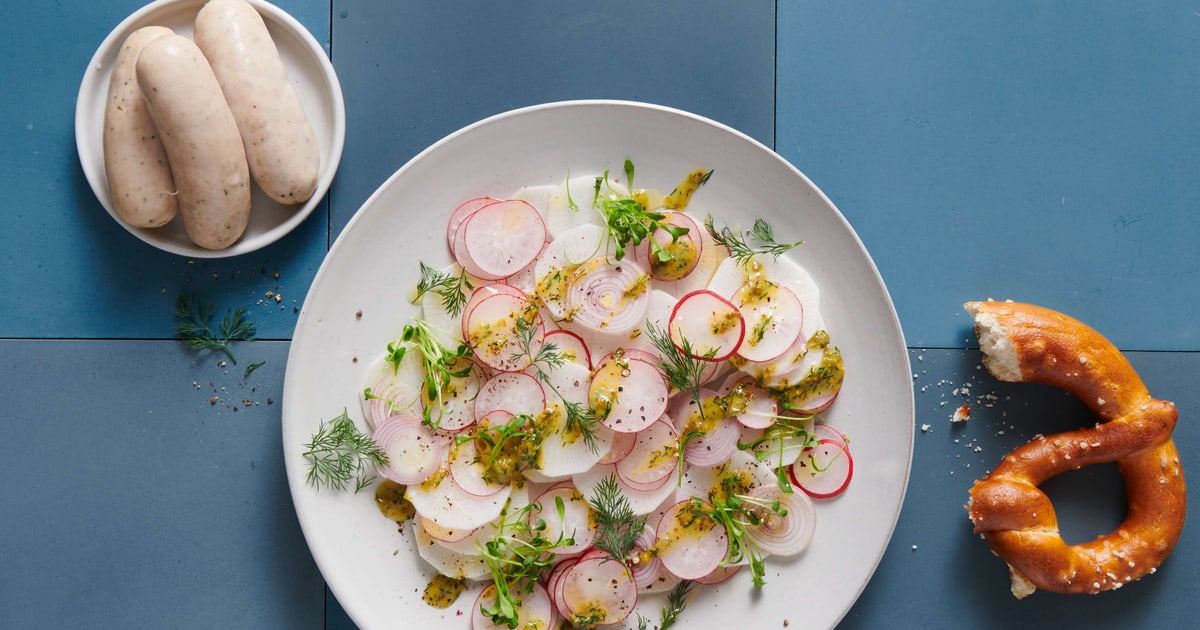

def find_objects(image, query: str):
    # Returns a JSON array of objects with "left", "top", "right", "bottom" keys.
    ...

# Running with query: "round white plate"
[
  {"left": 283, "top": 101, "right": 914, "bottom": 630},
  {"left": 75, "top": 0, "right": 345, "bottom": 258}
]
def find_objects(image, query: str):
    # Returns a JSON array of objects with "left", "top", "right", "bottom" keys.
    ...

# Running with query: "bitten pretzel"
[{"left": 963, "top": 300, "right": 1186, "bottom": 598}]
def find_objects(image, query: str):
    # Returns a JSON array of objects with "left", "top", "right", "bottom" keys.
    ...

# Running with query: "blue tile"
[
  {"left": 842, "top": 349, "right": 1197, "bottom": 628},
  {"left": 777, "top": 1, "right": 1200, "bottom": 350},
  {"left": 0, "top": 0, "right": 332, "bottom": 340},
  {"left": 329, "top": 0, "right": 776, "bottom": 236},
  {"left": 0, "top": 339, "right": 323, "bottom": 629}
]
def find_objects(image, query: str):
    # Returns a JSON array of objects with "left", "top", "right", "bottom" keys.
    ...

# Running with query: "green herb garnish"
[
  {"left": 510, "top": 317, "right": 601, "bottom": 453},
  {"left": 478, "top": 497, "right": 575, "bottom": 628},
  {"left": 302, "top": 409, "right": 386, "bottom": 492},
  {"left": 392, "top": 319, "right": 474, "bottom": 428},
  {"left": 704, "top": 216, "right": 803, "bottom": 267},
  {"left": 243, "top": 360, "right": 266, "bottom": 379},
  {"left": 587, "top": 473, "right": 648, "bottom": 564},
  {"left": 414, "top": 261, "right": 473, "bottom": 317},
  {"left": 593, "top": 161, "right": 689, "bottom": 262},
  {"left": 174, "top": 292, "right": 256, "bottom": 365}
]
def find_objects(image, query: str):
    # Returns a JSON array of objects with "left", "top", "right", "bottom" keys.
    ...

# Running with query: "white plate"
[
  {"left": 283, "top": 101, "right": 914, "bottom": 630},
  {"left": 74, "top": 0, "right": 345, "bottom": 258}
]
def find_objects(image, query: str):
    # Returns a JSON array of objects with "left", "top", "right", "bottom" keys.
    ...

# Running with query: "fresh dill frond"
[
  {"left": 413, "top": 261, "right": 473, "bottom": 317},
  {"left": 174, "top": 292, "right": 257, "bottom": 365},
  {"left": 703, "top": 216, "right": 803, "bottom": 267},
  {"left": 510, "top": 318, "right": 601, "bottom": 453},
  {"left": 587, "top": 474, "right": 648, "bottom": 564},
  {"left": 243, "top": 360, "right": 266, "bottom": 379},
  {"left": 302, "top": 409, "right": 387, "bottom": 492},
  {"left": 644, "top": 322, "right": 709, "bottom": 409},
  {"left": 659, "top": 579, "right": 694, "bottom": 629}
]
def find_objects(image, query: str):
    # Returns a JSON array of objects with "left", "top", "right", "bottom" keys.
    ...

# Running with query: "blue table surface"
[{"left": 2, "top": 1, "right": 1195, "bottom": 628}]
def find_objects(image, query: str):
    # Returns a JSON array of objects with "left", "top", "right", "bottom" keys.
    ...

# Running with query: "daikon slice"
[
  {"left": 534, "top": 361, "right": 615, "bottom": 479},
  {"left": 411, "top": 518, "right": 490, "bottom": 581},
  {"left": 572, "top": 464, "right": 678, "bottom": 516},
  {"left": 448, "top": 436, "right": 510, "bottom": 497},
  {"left": 405, "top": 469, "right": 518, "bottom": 531},
  {"left": 474, "top": 372, "right": 546, "bottom": 419},
  {"left": 517, "top": 175, "right": 609, "bottom": 238},
  {"left": 668, "top": 289, "right": 744, "bottom": 361},
  {"left": 458, "top": 199, "right": 547, "bottom": 280}
]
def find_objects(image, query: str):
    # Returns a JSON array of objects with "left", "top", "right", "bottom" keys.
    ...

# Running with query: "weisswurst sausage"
[
  {"left": 194, "top": 0, "right": 320, "bottom": 205},
  {"left": 102, "top": 26, "right": 177, "bottom": 228},
  {"left": 136, "top": 34, "right": 251, "bottom": 250}
]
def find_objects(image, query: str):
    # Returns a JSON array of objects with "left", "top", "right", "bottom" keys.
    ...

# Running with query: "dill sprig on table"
[{"left": 174, "top": 292, "right": 257, "bottom": 365}]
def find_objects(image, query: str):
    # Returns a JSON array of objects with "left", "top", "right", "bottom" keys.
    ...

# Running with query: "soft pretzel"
[{"left": 963, "top": 300, "right": 1186, "bottom": 598}]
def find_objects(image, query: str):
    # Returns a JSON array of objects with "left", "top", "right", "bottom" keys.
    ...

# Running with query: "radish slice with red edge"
[
  {"left": 692, "top": 564, "right": 741, "bottom": 586},
  {"left": 632, "top": 210, "right": 703, "bottom": 281},
  {"left": 473, "top": 581, "right": 554, "bottom": 630},
  {"left": 556, "top": 549, "right": 638, "bottom": 626},
  {"left": 744, "top": 482, "right": 817, "bottom": 556},
  {"left": 446, "top": 196, "right": 496, "bottom": 251},
  {"left": 812, "top": 421, "right": 848, "bottom": 447},
  {"left": 590, "top": 353, "right": 669, "bottom": 433},
  {"left": 615, "top": 416, "right": 679, "bottom": 491},
  {"left": 405, "top": 466, "right": 519, "bottom": 531},
  {"left": 732, "top": 282, "right": 804, "bottom": 362},
  {"left": 596, "top": 430, "right": 637, "bottom": 465},
  {"left": 572, "top": 463, "right": 678, "bottom": 516},
  {"left": 668, "top": 289, "right": 744, "bottom": 361},
  {"left": 461, "top": 283, "right": 528, "bottom": 331},
  {"left": 464, "top": 292, "right": 543, "bottom": 373},
  {"left": 543, "top": 328, "right": 592, "bottom": 369},
  {"left": 411, "top": 520, "right": 490, "bottom": 581},
  {"left": 474, "top": 374, "right": 546, "bottom": 419},
  {"left": 682, "top": 416, "right": 739, "bottom": 468},
  {"left": 719, "top": 374, "right": 779, "bottom": 430},
  {"left": 448, "top": 435, "right": 510, "bottom": 497},
  {"left": 790, "top": 438, "right": 853, "bottom": 499},
  {"left": 372, "top": 412, "right": 448, "bottom": 485},
  {"left": 655, "top": 498, "right": 730, "bottom": 580},
  {"left": 457, "top": 199, "right": 547, "bottom": 280}
]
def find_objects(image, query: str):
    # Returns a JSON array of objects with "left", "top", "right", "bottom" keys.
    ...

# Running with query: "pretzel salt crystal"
[{"left": 964, "top": 300, "right": 1186, "bottom": 598}]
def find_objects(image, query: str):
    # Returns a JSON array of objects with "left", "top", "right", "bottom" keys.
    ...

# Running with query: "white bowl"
[
  {"left": 74, "top": 0, "right": 345, "bottom": 258},
  {"left": 283, "top": 100, "right": 914, "bottom": 630}
]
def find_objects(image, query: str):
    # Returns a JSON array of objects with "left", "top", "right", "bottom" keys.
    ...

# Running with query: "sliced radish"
[
  {"left": 556, "top": 549, "right": 638, "bottom": 626},
  {"left": 535, "top": 363, "right": 616, "bottom": 479},
  {"left": 530, "top": 483, "right": 595, "bottom": 555},
  {"left": 373, "top": 412, "right": 449, "bottom": 485},
  {"left": 631, "top": 211, "right": 703, "bottom": 281},
  {"left": 456, "top": 199, "right": 547, "bottom": 280},
  {"left": 462, "top": 283, "right": 529, "bottom": 329},
  {"left": 692, "top": 564, "right": 741, "bottom": 586},
  {"left": 744, "top": 483, "right": 817, "bottom": 556},
  {"left": 732, "top": 282, "right": 804, "bottom": 363},
  {"left": 543, "top": 328, "right": 592, "bottom": 370},
  {"left": 655, "top": 217, "right": 728, "bottom": 299},
  {"left": 655, "top": 499, "right": 729, "bottom": 580},
  {"left": 474, "top": 372, "right": 546, "bottom": 419},
  {"left": 676, "top": 450, "right": 778, "bottom": 504},
  {"left": 590, "top": 353, "right": 669, "bottom": 433},
  {"left": 473, "top": 581, "right": 554, "bottom": 630},
  {"left": 596, "top": 430, "right": 637, "bottom": 465},
  {"left": 573, "top": 464, "right": 678, "bottom": 516},
  {"left": 615, "top": 416, "right": 679, "bottom": 491},
  {"left": 411, "top": 519, "right": 490, "bottom": 581},
  {"left": 421, "top": 356, "right": 481, "bottom": 431},
  {"left": 564, "top": 257, "right": 652, "bottom": 335},
  {"left": 719, "top": 375, "right": 779, "bottom": 430},
  {"left": 448, "top": 436, "right": 510, "bottom": 497},
  {"left": 419, "top": 516, "right": 478, "bottom": 545},
  {"left": 812, "top": 421, "right": 848, "bottom": 447},
  {"left": 682, "top": 417, "right": 739, "bottom": 468},
  {"left": 446, "top": 196, "right": 497, "bottom": 251},
  {"left": 668, "top": 289, "right": 744, "bottom": 361},
  {"left": 464, "top": 292, "right": 544, "bottom": 373},
  {"left": 790, "top": 438, "right": 853, "bottom": 499},
  {"left": 405, "top": 469, "right": 519, "bottom": 531}
]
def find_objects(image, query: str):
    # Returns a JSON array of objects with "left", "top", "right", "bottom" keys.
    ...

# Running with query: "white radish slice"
[
  {"left": 719, "top": 375, "right": 779, "bottom": 430},
  {"left": 419, "top": 262, "right": 475, "bottom": 349},
  {"left": 706, "top": 254, "right": 822, "bottom": 319},
  {"left": 655, "top": 498, "right": 730, "bottom": 580},
  {"left": 590, "top": 354, "right": 669, "bottom": 434},
  {"left": 557, "top": 549, "right": 638, "bottom": 626},
  {"left": 517, "top": 175, "right": 608, "bottom": 238},
  {"left": 421, "top": 357, "right": 481, "bottom": 431},
  {"left": 666, "top": 390, "right": 739, "bottom": 468},
  {"left": 596, "top": 430, "right": 637, "bottom": 465},
  {"left": 446, "top": 196, "right": 496, "bottom": 251},
  {"left": 693, "top": 564, "right": 742, "bottom": 586},
  {"left": 411, "top": 519, "right": 490, "bottom": 581},
  {"left": 373, "top": 412, "right": 449, "bottom": 485},
  {"left": 535, "top": 363, "right": 616, "bottom": 479},
  {"left": 464, "top": 292, "right": 543, "bottom": 373},
  {"left": 405, "top": 469, "right": 518, "bottom": 531},
  {"left": 668, "top": 289, "right": 744, "bottom": 361},
  {"left": 732, "top": 282, "right": 804, "bottom": 362},
  {"left": 744, "top": 483, "right": 817, "bottom": 557},
  {"left": 621, "top": 289, "right": 677, "bottom": 359},
  {"left": 533, "top": 224, "right": 610, "bottom": 319},
  {"left": 462, "top": 283, "right": 529, "bottom": 329},
  {"left": 564, "top": 257, "right": 652, "bottom": 335},
  {"left": 419, "top": 516, "right": 478, "bottom": 544},
  {"left": 615, "top": 416, "right": 679, "bottom": 491},
  {"left": 359, "top": 348, "right": 425, "bottom": 428},
  {"left": 572, "top": 463, "right": 678, "bottom": 516},
  {"left": 784, "top": 375, "right": 843, "bottom": 416},
  {"left": 677, "top": 449, "right": 778, "bottom": 504},
  {"left": 791, "top": 438, "right": 853, "bottom": 499},
  {"left": 474, "top": 373, "right": 546, "bottom": 419},
  {"left": 458, "top": 199, "right": 547, "bottom": 280},
  {"left": 530, "top": 483, "right": 595, "bottom": 555},
  {"left": 745, "top": 414, "right": 816, "bottom": 470},
  {"left": 448, "top": 436, "right": 510, "bottom": 497},
  {"left": 543, "top": 328, "right": 592, "bottom": 370},
  {"left": 473, "top": 581, "right": 555, "bottom": 630},
  {"left": 546, "top": 556, "right": 579, "bottom": 620}
]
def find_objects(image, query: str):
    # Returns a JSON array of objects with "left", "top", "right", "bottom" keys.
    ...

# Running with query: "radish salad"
[{"left": 352, "top": 162, "right": 851, "bottom": 629}]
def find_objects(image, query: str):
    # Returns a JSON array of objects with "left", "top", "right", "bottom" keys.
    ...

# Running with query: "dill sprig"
[
  {"left": 174, "top": 292, "right": 256, "bottom": 364},
  {"left": 510, "top": 318, "right": 601, "bottom": 452},
  {"left": 478, "top": 497, "right": 575, "bottom": 628},
  {"left": 302, "top": 409, "right": 386, "bottom": 492},
  {"left": 587, "top": 474, "right": 648, "bottom": 564},
  {"left": 659, "top": 579, "right": 694, "bottom": 629},
  {"left": 704, "top": 216, "right": 803, "bottom": 267},
  {"left": 413, "top": 261, "right": 473, "bottom": 317},
  {"left": 593, "top": 160, "right": 689, "bottom": 262},
  {"left": 646, "top": 323, "right": 715, "bottom": 479}
]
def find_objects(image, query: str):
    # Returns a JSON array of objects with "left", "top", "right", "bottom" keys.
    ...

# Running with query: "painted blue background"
[{"left": 1, "top": 1, "right": 1195, "bottom": 628}]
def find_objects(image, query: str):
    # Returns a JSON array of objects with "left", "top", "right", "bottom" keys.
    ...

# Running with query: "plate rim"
[
  {"left": 283, "top": 98, "right": 915, "bottom": 629},
  {"left": 73, "top": 0, "right": 346, "bottom": 258}
]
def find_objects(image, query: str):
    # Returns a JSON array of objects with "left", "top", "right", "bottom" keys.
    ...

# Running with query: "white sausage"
[
  {"left": 137, "top": 34, "right": 251, "bottom": 250},
  {"left": 102, "top": 26, "right": 177, "bottom": 228},
  {"left": 194, "top": 0, "right": 320, "bottom": 205}
]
